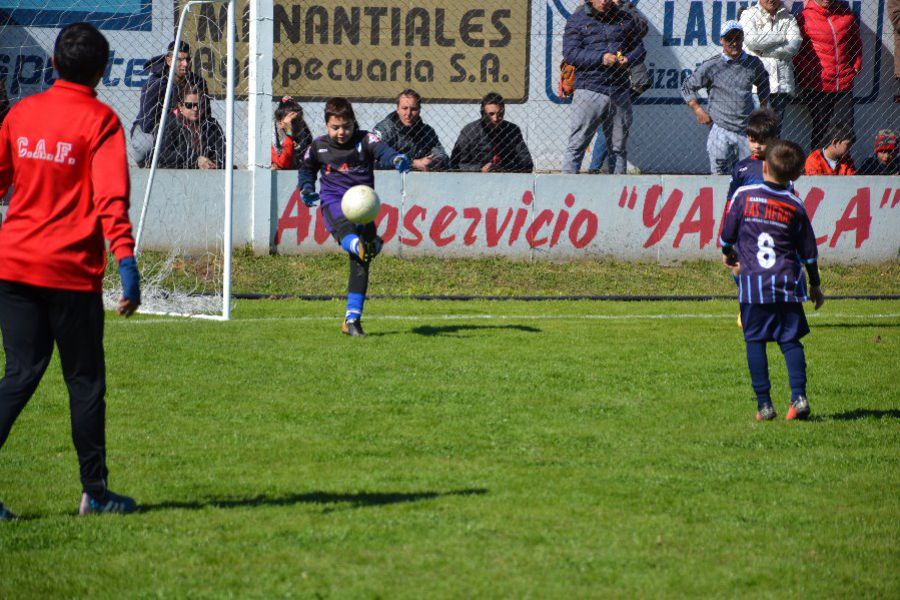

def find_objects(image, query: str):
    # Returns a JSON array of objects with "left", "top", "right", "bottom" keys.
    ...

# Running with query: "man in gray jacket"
[
  {"left": 682, "top": 20, "right": 770, "bottom": 174},
  {"left": 373, "top": 89, "right": 448, "bottom": 172}
]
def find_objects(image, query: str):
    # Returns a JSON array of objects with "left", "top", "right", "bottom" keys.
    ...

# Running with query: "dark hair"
[
  {"left": 324, "top": 97, "right": 355, "bottom": 123},
  {"left": 53, "top": 22, "right": 109, "bottom": 85},
  {"left": 825, "top": 121, "right": 856, "bottom": 146},
  {"left": 765, "top": 140, "right": 806, "bottom": 182},
  {"left": 481, "top": 92, "right": 505, "bottom": 113},
  {"left": 167, "top": 40, "right": 191, "bottom": 54},
  {"left": 397, "top": 88, "right": 421, "bottom": 106},
  {"left": 275, "top": 96, "right": 303, "bottom": 123},
  {"left": 746, "top": 108, "right": 779, "bottom": 142}
]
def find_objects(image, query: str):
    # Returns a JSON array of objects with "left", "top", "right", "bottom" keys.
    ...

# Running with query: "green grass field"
[{"left": 1, "top": 298, "right": 898, "bottom": 597}]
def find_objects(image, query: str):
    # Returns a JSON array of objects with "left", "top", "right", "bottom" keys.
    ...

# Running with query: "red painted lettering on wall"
[
  {"left": 462, "top": 208, "right": 481, "bottom": 245},
  {"left": 569, "top": 209, "right": 598, "bottom": 249},
  {"left": 429, "top": 206, "right": 457, "bottom": 247},
  {"left": 673, "top": 187, "right": 715, "bottom": 248},
  {"left": 526, "top": 210, "right": 554, "bottom": 247},
  {"left": 485, "top": 208, "right": 514, "bottom": 247},
  {"left": 830, "top": 188, "right": 871, "bottom": 248},
  {"left": 275, "top": 190, "right": 311, "bottom": 245},
  {"left": 400, "top": 205, "right": 426, "bottom": 246},
  {"left": 642, "top": 185, "right": 683, "bottom": 248},
  {"left": 375, "top": 204, "right": 399, "bottom": 242}
]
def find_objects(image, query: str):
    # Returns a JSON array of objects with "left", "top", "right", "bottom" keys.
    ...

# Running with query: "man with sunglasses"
[
  {"left": 130, "top": 40, "right": 210, "bottom": 167},
  {"left": 156, "top": 90, "right": 226, "bottom": 170}
]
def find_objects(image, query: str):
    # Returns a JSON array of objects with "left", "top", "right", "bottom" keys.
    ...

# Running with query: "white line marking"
[{"left": 110, "top": 312, "right": 900, "bottom": 326}]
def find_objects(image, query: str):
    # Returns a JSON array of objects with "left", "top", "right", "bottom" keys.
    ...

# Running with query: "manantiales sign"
[{"left": 178, "top": 0, "right": 531, "bottom": 102}]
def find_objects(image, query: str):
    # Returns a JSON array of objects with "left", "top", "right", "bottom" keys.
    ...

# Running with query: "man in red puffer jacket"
[{"left": 793, "top": 0, "right": 862, "bottom": 150}]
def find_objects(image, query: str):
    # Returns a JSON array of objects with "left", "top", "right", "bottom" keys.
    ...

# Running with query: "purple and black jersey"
[
  {"left": 297, "top": 129, "right": 401, "bottom": 213},
  {"left": 726, "top": 156, "right": 764, "bottom": 208},
  {"left": 720, "top": 183, "right": 818, "bottom": 304}
]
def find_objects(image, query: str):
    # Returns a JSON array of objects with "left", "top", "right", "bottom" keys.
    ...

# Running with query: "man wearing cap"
[
  {"left": 859, "top": 129, "right": 899, "bottom": 176},
  {"left": 682, "top": 20, "right": 771, "bottom": 175}
]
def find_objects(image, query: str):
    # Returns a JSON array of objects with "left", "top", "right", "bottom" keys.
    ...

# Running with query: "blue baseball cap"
[{"left": 721, "top": 20, "right": 744, "bottom": 37}]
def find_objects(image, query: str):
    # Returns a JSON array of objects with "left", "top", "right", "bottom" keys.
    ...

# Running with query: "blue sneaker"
[
  {"left": 79, "top": 491, "right": 137, "bottom": 515},
  {"left": 0, "top": 502, "right": 17, "bottom": 521}
]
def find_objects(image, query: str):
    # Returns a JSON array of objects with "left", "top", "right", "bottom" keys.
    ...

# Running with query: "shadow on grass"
[
  {"left": 139, "top": 488, "right": 488, "bottom": 514},
  {"left": 411, "top": 324, "right": 541, "bottom": 337},
  {"left": 821, "top": 409, "right": 900, "bottom": 421}
]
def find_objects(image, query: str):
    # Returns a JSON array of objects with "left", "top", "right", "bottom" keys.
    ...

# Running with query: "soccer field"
[{"left": 1, "top": 299, "right": 898, "bottom": 597}]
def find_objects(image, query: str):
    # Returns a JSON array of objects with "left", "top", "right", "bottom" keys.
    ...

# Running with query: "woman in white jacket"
[{"left": 739, "top": 0, "right": 802, "bottom": 127}]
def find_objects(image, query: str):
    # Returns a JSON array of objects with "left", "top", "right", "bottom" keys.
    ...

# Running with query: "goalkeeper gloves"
[
  {"left": 300, "top": 185, "right": 319, "bottom": 207},
  {"left": 392, "top": 154, "right": 411, "bottom": 174},
  {"left": 118, "top": 256, "right": 141, "bottom": 304}
]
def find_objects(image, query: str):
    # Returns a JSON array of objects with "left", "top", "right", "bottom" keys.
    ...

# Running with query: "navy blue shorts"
[{"left": 741, "top": 302, "right": 809, "bottom": 343}]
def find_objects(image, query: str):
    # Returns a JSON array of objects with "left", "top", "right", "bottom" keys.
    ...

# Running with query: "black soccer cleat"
[
  {"left": 786, "top": 395, "right": 811, "bottom": 421},
  {"left": 79, "top": 490, "right": 138, "bottom": 516},
  {"left": 0, "top": 502, "right": 17, "bottom": 522},
  {"left": 358, "top": 235, "right": 383, "bottom": 263},
  {"left": 342, "top": 318, "right": 366, "bottom": 337},
  {"left": 756, "top": 403, "right": 777, "bottom": 421}
]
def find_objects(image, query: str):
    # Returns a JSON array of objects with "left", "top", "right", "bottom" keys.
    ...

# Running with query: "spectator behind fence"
[
  {"left": 156, "top": 90, "right": 226, "bottom": 170},
  {"left": 0, "top": 78, "right": 8, "bottom": 126},
  {"left": 681, "top": 21, "right": 770, "bottom": 175},
  {"left": 561, "top": 0, "right": 646, "bottom": 175},
  {"left": 131, "top": 40, "right": 210, "bottom": 167},
  {"left": 858, "top": 129, "right": 899, "bottom": 176},
  {"left": 450, "top": 93, "right": 533, "bottom": 173},
  {"left": 271, "top": 96, "right": 312, "bottom": 170},
  {"left": 739, "top": 0, "right": 801, "bottom": 127},
  {"left": 891, "top": 0, "right": 900, "bottom": 79},
  {"left": 373, "top": 89, "right": 449, "bottom": 172},
  {"left": 804, "top": 121, "right": 856, "bottom": 175},
  {"left": 794, "top": 0, "right": 861, "bottom": 150},
  {"left": 587, "top": 0, "right": 652, "bottom": 173}
]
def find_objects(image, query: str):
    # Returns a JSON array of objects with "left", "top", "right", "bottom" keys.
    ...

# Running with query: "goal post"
[{"left": 120, "top": 0, "right": 236, "bottom": 320}]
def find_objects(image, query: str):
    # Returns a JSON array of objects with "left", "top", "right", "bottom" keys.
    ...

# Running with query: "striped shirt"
[{"left": 720, "top": 183, "right": 818, "bottom": 304}]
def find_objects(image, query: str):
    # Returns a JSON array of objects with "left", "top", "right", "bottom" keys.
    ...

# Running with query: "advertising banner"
[{"left": 178, "top": 0, "right": 532, "bottom": 102}]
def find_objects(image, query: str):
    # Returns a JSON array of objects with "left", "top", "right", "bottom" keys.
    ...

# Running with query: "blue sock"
[
  {"left": 779, "top": 340, "right": 807, "bottom": 400},
  {"left": 340, "top": 234, "right": 361, "bottom": 258},
  {"left": 346, "top": 292, "right": 365, "bottom": 322},
  {"left": 746, "top": 342, "right": 771, "bottom": 408}
]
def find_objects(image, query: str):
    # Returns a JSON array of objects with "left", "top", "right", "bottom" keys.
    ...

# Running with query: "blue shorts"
[{"left": 741, "top": 302, "right": 809, "bottom": 343}]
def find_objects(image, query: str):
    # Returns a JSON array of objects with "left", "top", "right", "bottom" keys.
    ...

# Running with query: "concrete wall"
[{"left": 130, "top": 169, "right": 900, "bottom": 263}]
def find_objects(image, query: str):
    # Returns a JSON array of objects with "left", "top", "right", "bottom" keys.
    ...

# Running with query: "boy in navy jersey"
[
  {"left": 721, "top": 140, "right": 824, "bottom": 421},
  {"left": 725, "top": 109, "right": 780, "bottom": 209},
  {"left": 298, "top": 98, "right": 409, "bottom": 336}
]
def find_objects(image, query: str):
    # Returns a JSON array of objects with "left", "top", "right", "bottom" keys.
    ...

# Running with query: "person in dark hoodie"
[
  {"left": 450, "top": 92, "right": 533, "bottom": 173},
  {"left": 130, "top": 40, "right": 210, "bottom": 166},
  {"left": 372, "top": 89, "right": 449, "bottom": 172}
]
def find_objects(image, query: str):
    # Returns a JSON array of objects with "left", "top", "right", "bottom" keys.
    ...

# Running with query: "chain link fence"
[{"left": 1, "top": 1, "right": 897, "bottom": 174}]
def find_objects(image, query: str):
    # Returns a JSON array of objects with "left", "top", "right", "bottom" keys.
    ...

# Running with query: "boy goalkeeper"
[
  {"left": 720, "top": 140, "right": 824, "bottom": 422},
  {"left": 297, "top": 97, "right": 409, "bottom": 337},
  {"left": 0, "top": 23, "right": 141, "bottom": 520}
]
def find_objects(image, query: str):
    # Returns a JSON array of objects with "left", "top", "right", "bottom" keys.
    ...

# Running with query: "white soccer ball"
[{"left": 341, "top": 185, "right": 381, "bottom": 224}]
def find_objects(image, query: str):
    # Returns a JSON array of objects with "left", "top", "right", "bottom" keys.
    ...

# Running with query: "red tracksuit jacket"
[{"left": 0, "top": 80, "right": 135, "bottom": 292}]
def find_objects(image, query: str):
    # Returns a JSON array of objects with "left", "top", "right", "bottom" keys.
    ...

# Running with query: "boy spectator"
[
  {"left": 682, "top": 21, "right": 771, "bottom": 175},
  {"left": 739, "top": 0, "right": 802, "bottom": 126},
  {"left": 721, "top": 140, "right": 824, "bottom": 422},
  {"left": 561, "top": 0, "right": 646, "bottom": 174},
  {"left": 450, "top": 93, "right": 533, "bottom": 173},
  {"left": 156, "top": 89, "right": 226, "bottom": 169},
  {"left": 726, "top": 108, "right": 782, "bottom": 205},
  {"left": 373, "top": 89, "right": 449, "bottom": 172},
  {"left": 794, "top": 0, "right": 861, "bottom": 150},
  {"left": 858, "top": 130, "right": 899, "bottom": 176},
  {"left": 131, "top": 40, "right": 210, "bottom": 166},
  {"left": 271, "top": 96, "right": 312, "bottom": 171},
  {"left": 804, "top": 121, "right": 857, "bottom": 175},
  {"left": 0, "top": 23, "right": 140, "bottom": 520},
  {"left": 297, "top": 98, "right": 410, "bottom": 337}
]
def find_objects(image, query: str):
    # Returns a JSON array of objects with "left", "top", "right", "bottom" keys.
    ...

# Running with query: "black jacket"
[
  {"left": 132, "top": 53, "right": 210, "bottom": 135},
  {"left": 156, "top": 113, "right": 226, "bottom": 169},
  {"left": 372, "top": 111, "right": 449, "bottom": 170},
  {"left": 450, "top": 119, "right": 533, "bottom": 173}
]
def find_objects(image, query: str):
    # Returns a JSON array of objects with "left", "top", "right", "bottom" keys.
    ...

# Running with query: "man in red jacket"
[
  {"left": 0, "top": 23, "right": 141, "bottom": 521},
  {"left": 794, "top": 0, "right": 862, "bottom": 150}
]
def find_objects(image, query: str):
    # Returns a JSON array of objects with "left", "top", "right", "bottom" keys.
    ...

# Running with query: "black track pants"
[{"left": 0, "top": 280, "right": 108, "bottom": 495}]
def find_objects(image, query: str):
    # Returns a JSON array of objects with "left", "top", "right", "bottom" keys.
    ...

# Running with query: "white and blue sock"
[
  {"left": 340, "top": 234, "right": 361, "bottom": 259},
  {"left": 346, "top": 292, "right": 365, "bottom": 322}
]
